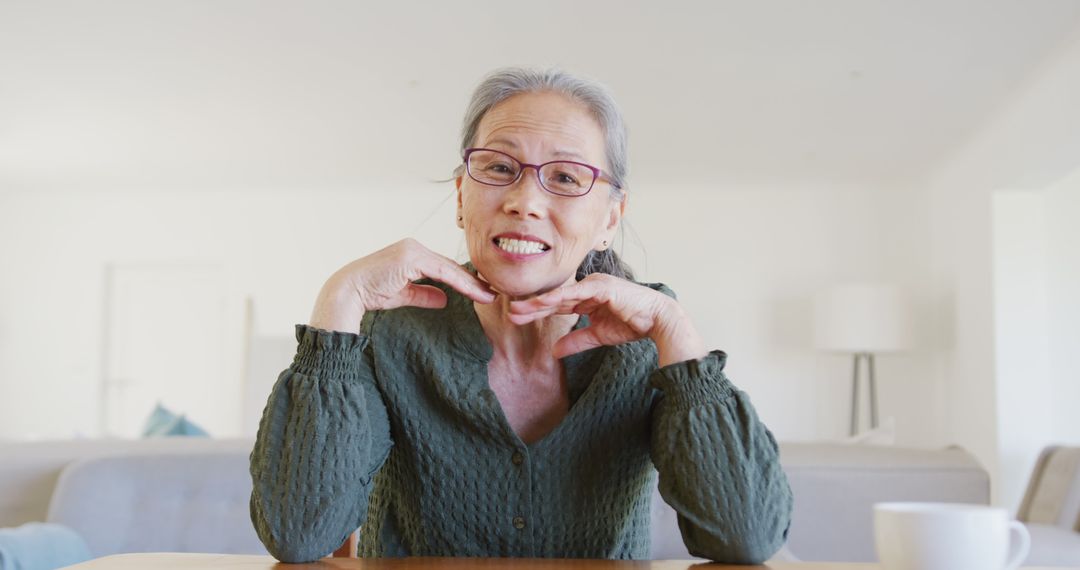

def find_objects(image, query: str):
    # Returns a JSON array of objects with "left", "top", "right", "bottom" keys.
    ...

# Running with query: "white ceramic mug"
[{"left": 874, "top": 502, "right": 1030, "bottom": 570}]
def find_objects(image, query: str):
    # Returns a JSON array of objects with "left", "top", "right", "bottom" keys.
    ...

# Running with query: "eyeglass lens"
[{"left": 467, "top": 150, "right": 595, "bottom": 196}]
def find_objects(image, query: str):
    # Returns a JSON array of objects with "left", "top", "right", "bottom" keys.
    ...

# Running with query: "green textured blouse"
[{"left": 248, "top": 273, "right": 792, "bottom": 564}]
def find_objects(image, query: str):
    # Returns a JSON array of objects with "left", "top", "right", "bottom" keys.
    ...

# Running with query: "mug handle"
[{"left": 1004, "top": 521, "right": 1031, "bottom": 570}]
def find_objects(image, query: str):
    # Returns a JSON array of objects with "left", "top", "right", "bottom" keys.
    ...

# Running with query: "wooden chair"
[
  {"left": 1017, "top": 445, "right": 1080, "bottom": 529},
  {"left": 332, "top": 528, "right": 359, "bottom": 558},
  {"left": 1012, "top": 445, "right": 1080, "bottom": 566}
]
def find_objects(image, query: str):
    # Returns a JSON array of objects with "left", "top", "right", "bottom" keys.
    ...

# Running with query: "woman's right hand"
[{"left": 308, "top": 238, "right": 496, "bottom": 334}]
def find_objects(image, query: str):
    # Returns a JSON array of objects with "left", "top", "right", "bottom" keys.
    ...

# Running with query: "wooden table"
[{"left": 60, "top": 553, "right": 1072, "bottom": 569}]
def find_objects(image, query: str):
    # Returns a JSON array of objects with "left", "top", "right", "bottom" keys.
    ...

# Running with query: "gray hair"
[{"left": 458, "top": 67, "right": 634, "bottom": 281}]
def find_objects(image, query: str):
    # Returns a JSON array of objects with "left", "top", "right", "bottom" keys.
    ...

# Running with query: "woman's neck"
[{"left": 473, "top": 295, "right": 578, "bottom": 370}]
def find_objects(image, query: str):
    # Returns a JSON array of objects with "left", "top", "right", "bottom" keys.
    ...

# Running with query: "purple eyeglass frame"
[{"left": 462, "top": 147, "right": 621, "bottom": 197}]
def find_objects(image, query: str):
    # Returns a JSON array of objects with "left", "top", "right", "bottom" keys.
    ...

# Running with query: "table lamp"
[{"left": 814, "top": 283, "right": 912, "bottom": 436}]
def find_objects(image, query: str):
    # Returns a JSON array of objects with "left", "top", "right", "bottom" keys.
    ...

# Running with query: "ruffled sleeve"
[
  {"left": 649, "top": 351, "right": 793, "bottom": 563},
  {"left": 248, "top": 320, "right": 393, "bottom": 563}
]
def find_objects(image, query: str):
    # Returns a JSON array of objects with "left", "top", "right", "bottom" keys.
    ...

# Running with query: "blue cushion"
[
  {"left": 141, "top": 402, "right": 209, "bottom": 437},
  {"left": 0, "top": 522, "right": 92, "bottom": 570}
]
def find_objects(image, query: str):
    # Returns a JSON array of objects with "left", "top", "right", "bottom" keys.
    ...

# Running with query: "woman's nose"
[{"left": 501, "top": 167, "right": 549, "bottom": 219}]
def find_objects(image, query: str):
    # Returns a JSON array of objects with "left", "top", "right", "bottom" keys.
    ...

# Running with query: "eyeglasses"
[{"left": 462, "top": 148, "right": 619, "bottom": 197}]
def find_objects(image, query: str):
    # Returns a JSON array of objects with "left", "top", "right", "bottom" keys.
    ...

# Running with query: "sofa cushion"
[
  {"left": 1024, "top": 523, "right": 1080, "bottom": 567},
  {"left": 0, "top": 438, "right": 253, "bottom": 529},
  {"left": 45, "top": 452, "right": 266, "bottom": 556}
]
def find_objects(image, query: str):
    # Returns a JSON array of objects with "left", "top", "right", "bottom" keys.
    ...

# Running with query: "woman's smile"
[{"left": 492, "top": 232, "right": 552, "bottom": 260}]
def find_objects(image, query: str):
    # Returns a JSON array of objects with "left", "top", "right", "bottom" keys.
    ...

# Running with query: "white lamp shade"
[{"left": 814, "top": 283, "right": 912, "bottom": 353}]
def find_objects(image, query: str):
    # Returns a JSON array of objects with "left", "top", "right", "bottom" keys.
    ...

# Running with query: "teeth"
[{"left": 497, "top": 237, "right": 548, "bottom": 255}]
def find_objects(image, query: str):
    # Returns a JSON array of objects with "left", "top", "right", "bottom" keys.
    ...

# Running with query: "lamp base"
[{"left": 850, "top": 352, "right": 879, "bottom": 436}]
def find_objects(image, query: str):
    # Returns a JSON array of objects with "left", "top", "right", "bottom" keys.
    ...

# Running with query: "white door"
[{"left": 102, "top": 263, "right": 231, "bottom": 437}]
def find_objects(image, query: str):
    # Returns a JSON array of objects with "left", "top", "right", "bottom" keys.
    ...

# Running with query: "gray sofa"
[{"left": 0, "top": 438, "right": 989, "bottom": 562}]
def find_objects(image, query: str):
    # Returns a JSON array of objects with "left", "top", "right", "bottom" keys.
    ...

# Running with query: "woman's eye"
[
  {"left": 555, "top": 172, "right": 580, "bottom": 185},
  {"left": 485, "top": 162, "right": 514, "bottom": 173}
]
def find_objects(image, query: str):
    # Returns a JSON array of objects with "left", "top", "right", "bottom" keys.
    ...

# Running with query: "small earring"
[
  {"left": 602, "top": 240, "right": 608, "bottom": 247},
  {"left": 457, "top": 216, "right": 463, "bottom": 222}
]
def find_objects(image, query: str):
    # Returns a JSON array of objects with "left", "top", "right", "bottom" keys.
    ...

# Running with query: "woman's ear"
[
  {"left": 455, "top": 177, "right": 465, "bottom": 229},
  {"left": 597, "top": 193, "right": 626, "bottom": 250}
]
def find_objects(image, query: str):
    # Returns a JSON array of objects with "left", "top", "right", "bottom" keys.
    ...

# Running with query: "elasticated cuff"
[
  {"left": 292, "top": 324, "right": 368, "bottom": 379},
  {"left": 649, "top": 350, "right": 735, "bottom": 409}
]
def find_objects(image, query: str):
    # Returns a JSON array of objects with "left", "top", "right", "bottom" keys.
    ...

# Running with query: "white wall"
[
  {"left": 927, "top": 30, "right": 1080, "bottom": 505},
  {"left": 992, "top": 190, "right": 1053, "bottom": 514},
  {"left": 0, "top": 181, "right": 938, "bottom": 444},
  {"left": 991, "top": 168, "right": 1080, "bottom": 513},
  {"left": 1044, "top": 168, "right": 1080, "bottom": 445}
]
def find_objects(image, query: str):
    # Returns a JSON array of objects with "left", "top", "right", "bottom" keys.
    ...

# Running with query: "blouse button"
[
  {"left": 511, "top": 452, "right": 524, "bottom": 466},
  {"left": 512, "top": 516, "right": 526, "bottom": 530}
]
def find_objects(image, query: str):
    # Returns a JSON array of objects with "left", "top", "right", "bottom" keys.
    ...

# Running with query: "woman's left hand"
[{"left": 507, "top": 274, "right": 708, "bottom": 367}]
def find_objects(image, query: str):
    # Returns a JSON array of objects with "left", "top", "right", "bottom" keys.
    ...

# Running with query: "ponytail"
[{"left": 575, "top": 249, "right": 634, "bottom": 281}]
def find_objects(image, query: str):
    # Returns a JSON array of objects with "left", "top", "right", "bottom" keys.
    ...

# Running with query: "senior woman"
[{"left": 249, "top": 68, "right": 793, "bottom": 564}]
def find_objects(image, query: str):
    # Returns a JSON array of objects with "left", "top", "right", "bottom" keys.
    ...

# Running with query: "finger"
[
  {"left": 507, "top": 307, "right": 559, "bottom": 325},
  {"left": 509, "top": 300, "right": 578, "bottom": 318},
  {"left": 416, "top": 254, "right": 496, "bottom": 304},
  {"left": 397, "top": 283, "right": 448, "bottom": 309},
  {"left": 507, "top": 287, "right": 570, "bottom": 313},
  {"left": 510, "top": 278, "right": 610, "bottom": 314},
  {"left": 571, "top": 298, "right": 604, "bottom": 315},
  {"left": 552, "top": 328, "right": 606, "bottom": 359},
  {"left": 508, "top": 297, "right": 554, "bottom": 314},
  {"left": 549, "top": 278, "right": 613, "bottom": 307}
]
